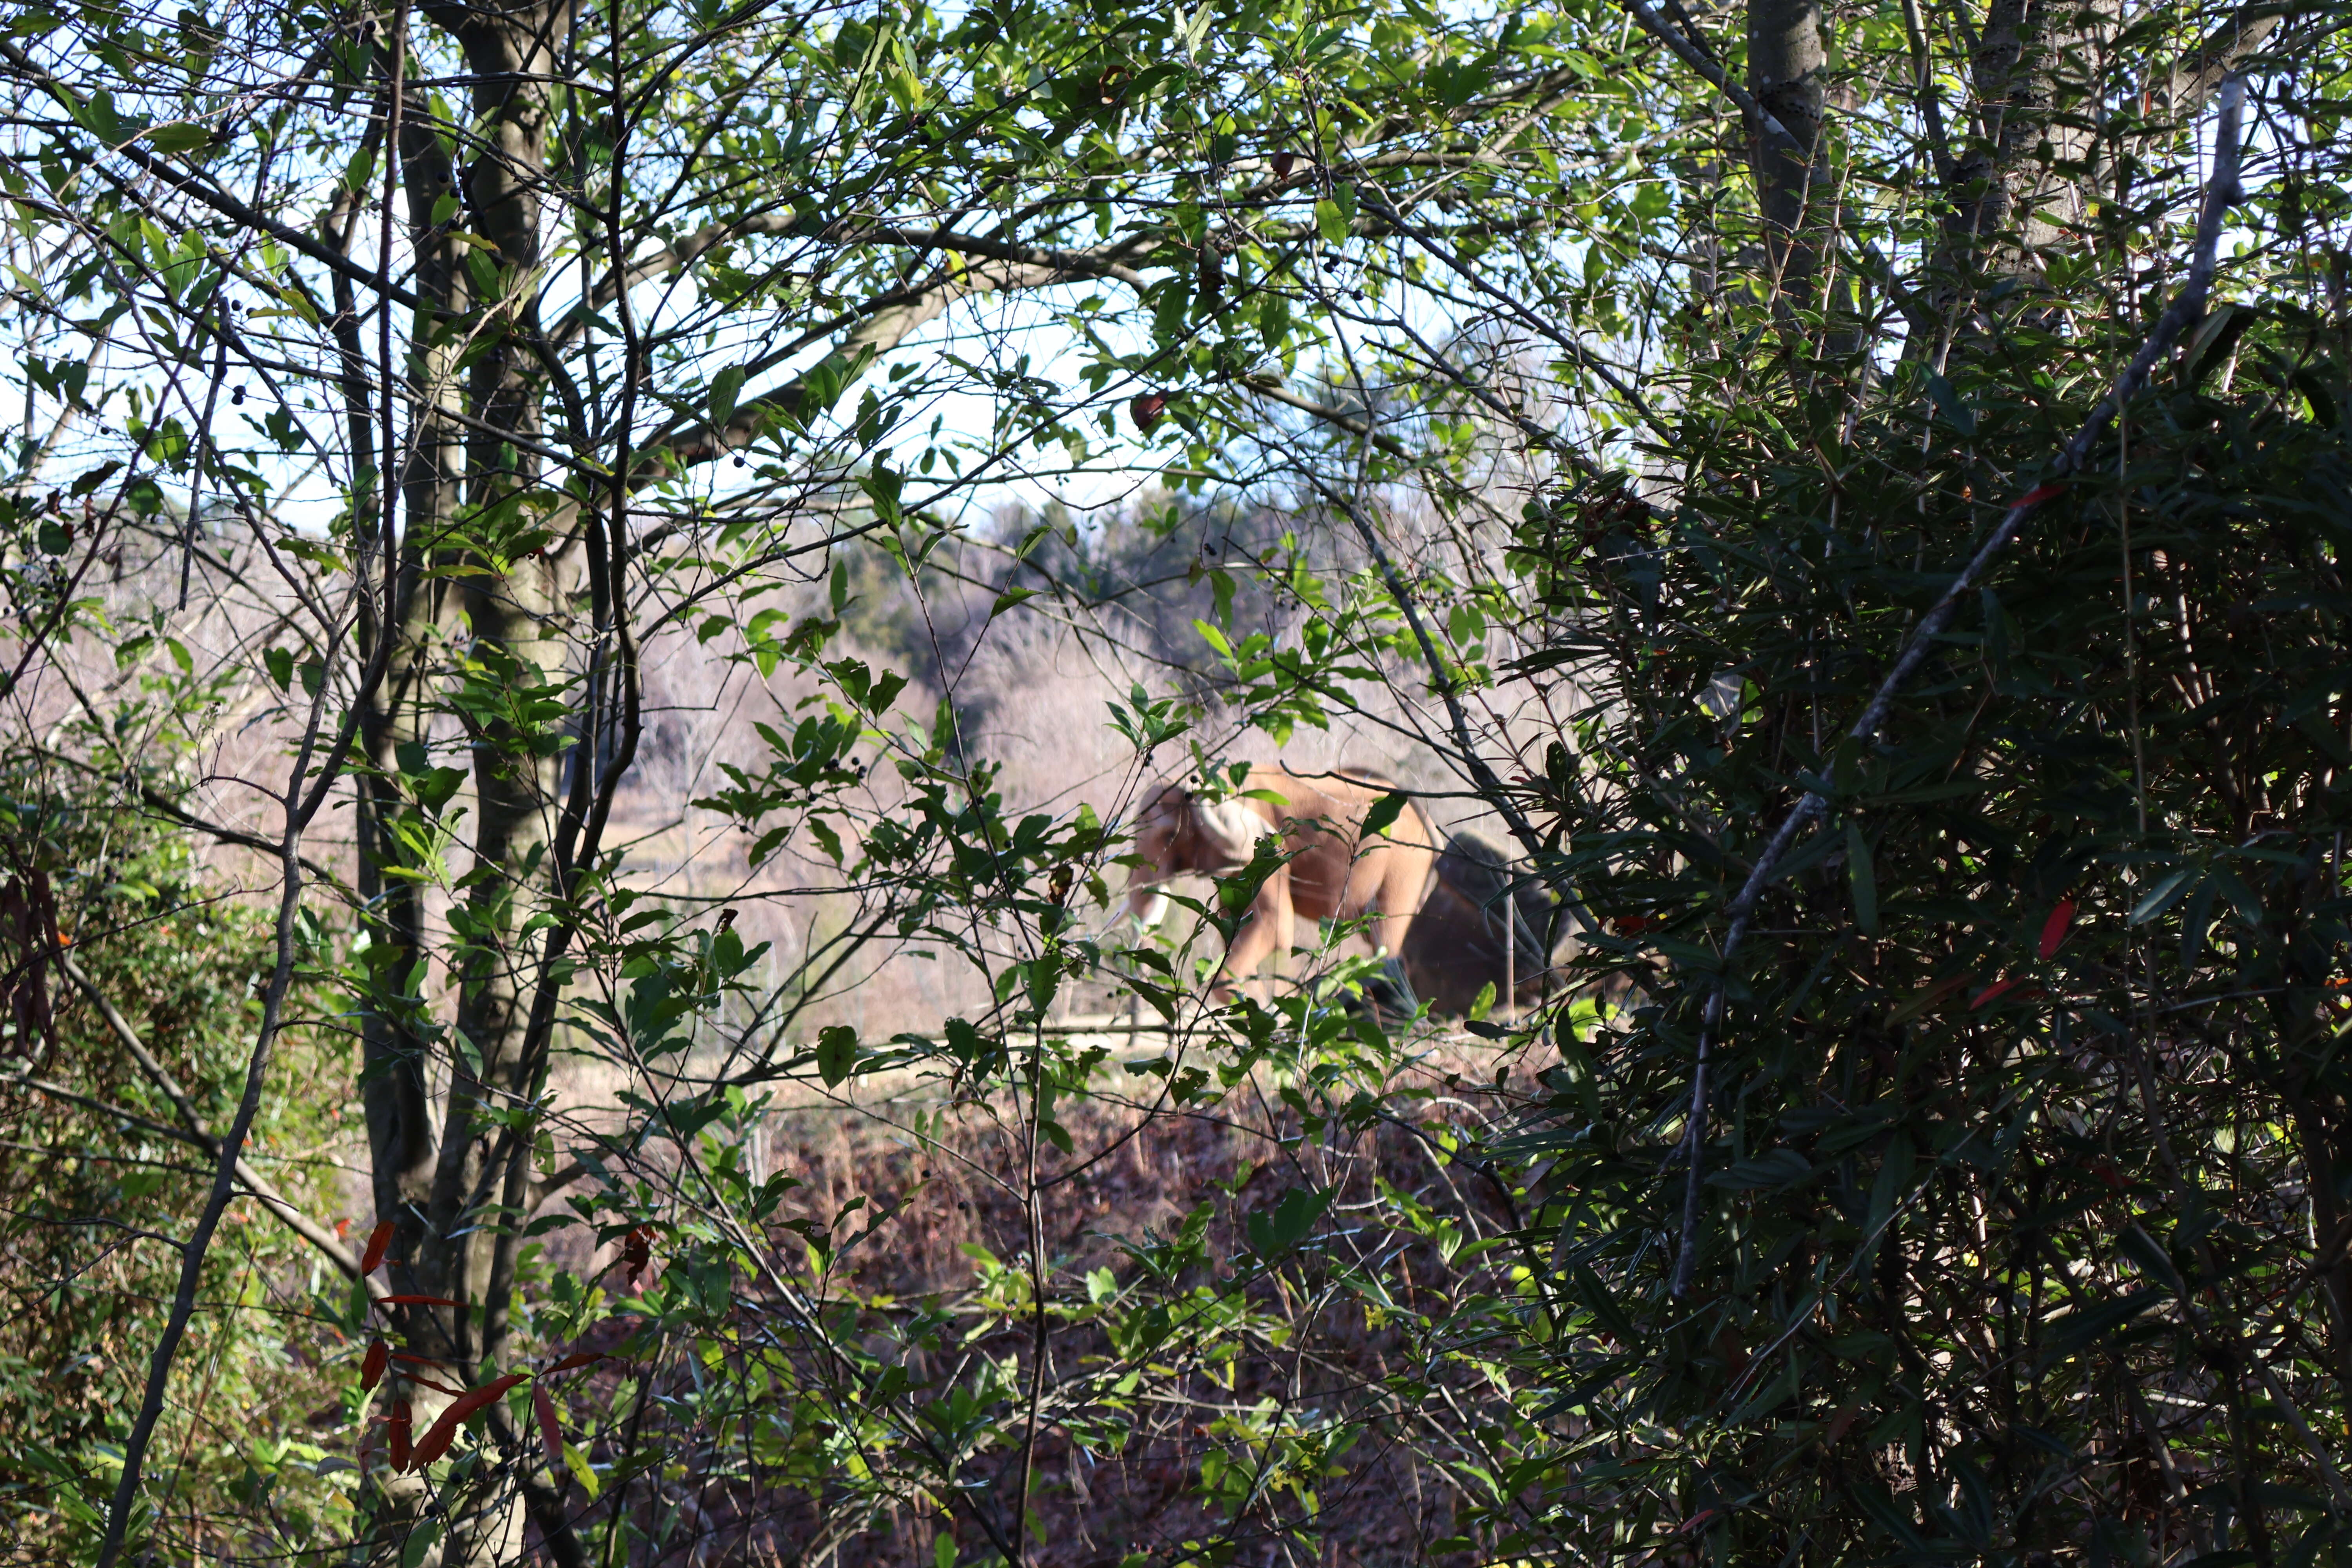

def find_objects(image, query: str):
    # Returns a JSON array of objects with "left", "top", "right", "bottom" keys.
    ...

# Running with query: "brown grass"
[{"left": 521, "top": 1034, "right": 1542, "bottom": 1568}]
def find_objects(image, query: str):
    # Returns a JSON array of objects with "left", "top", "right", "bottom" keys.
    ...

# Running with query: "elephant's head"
[{"left": 1126, "top": 782, "right": 1263, "bottom": 927}]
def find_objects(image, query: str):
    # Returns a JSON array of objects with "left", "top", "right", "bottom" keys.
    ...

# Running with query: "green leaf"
[
  {"left": 563, "top": 1441, "right": 599, "bottom": 1499},
  {"left": 145, "top": 122, "right": 212, "bottom": 154},
  {"left": 1245, "top": 1186, "right": 1333, "bottom": 1258},
  {"left": 1360, "top": 790, "right": 1409, "bottom": 840},
  {"left": 1846, "top": 819, "right": 1878, "bottom": 936},
  {"left": 708, "top": 364, "right": 746, "bottom": 428},
  {"left": 1568, "top": 1262, "right": 1639, "bottom": 1343},
  {"left": 1315, "top": 198, "right": 1348, "bottom": 247},
  {"left": 1925, "top": 373, "right": 1977, "bottom": 436},
  {"left": 2116, "top": 1224, "right": 2186, "bottom": 1297},
  {"left": 2041, "top": 1287, "right": 2162, "bottom": 1365},
  {"left": 74, "top": 87, "right": 123, "bottom": 142},
  {"left": 1712, "top": 1147, "right": 1813, "bottom": 1191},
  {"left": 264, "top": 646, "right": 294, "bottom": 691},
  {"left": 1212, "top": 836, "right": 1288, "bottom": 922},
  {"left": 2129, "top": 867, "right": 2194, "bottom": 925},
  {"left": 2179, "top": 880, "right": 2218, "bottom": 969},
  {"left": 815, "top": 1024, "right": 859, "bottom": 1088},
  {"left": 412, "top": 766, "right": 467, "bottom": 815},
  {"left": 2208, "top": 866, "right": 2265, "bottom": 927}
]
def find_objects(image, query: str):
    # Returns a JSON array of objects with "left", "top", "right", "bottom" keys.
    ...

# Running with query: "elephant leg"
[
  {"left": 1273, "top": 871, "right": 1297, "bottom": 995},
  {"left": 1372, "top": 853, "right": 1425, "bottom": 960}
]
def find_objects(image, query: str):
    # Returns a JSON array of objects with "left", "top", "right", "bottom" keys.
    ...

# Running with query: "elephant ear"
[
  {"left": 1132, "top": 784, "right": 1182, "bottom": 841},
  {"left": 1190, "top": 797, "right": 1265, "bottom": 873}
]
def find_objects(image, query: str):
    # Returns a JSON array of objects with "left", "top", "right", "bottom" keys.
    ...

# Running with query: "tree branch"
[
  {"left": 642, "top": 254, "right": 1070, "bottom": 468},
  {"left": 2161, "top": 0, "right": 2293, "bottom": 116},
  {"left": 0, "top": 37, "right": 434, "bottom": 314},
  {"left": 1615, "top": 0, "right": 1796, "bottom": 148}
]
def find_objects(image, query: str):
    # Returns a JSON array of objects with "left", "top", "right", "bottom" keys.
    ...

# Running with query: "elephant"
[
  {"left": 1126, "top": 765, "right": 1437, "bottom": 1001},
  {"left": 1401, "top": 829, "right": 1561, "bottom": 1016}
]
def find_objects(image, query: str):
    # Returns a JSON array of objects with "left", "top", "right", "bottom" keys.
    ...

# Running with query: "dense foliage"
[
  {"left": 1485, "top": 317, "right": 2352, "bottom": 1564},
  {"left": 0, "top": 748, "right": 345, "bottom": 1560}
]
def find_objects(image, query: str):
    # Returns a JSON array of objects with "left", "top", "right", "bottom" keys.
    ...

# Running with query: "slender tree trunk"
[
  {"left": 1931, "top": 0, "right": 2119, "bottom": 301},
  {"left": 1747, "top": 0, "right": 1826, "bottom": 309},
  {"left": 365, "top": 4, "right": 570, "bottom": 1562},
  {"left": 361, "top": 105, "right": 474, "bottom": 1232}
]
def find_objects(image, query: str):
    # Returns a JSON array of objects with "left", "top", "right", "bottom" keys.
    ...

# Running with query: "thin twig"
[{"left": 93, "top": 785, "right": 324, "bottom": 1567}]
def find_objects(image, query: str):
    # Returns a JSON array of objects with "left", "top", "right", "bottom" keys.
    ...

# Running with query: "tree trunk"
[
  {"left": 1746, "top": 0, "right": 1827, "bottom": 310},
  {"left": 364, "top": 3, "right": 570, "bottom": 1562},
  {"left": 1941, "top": 0, "right": 2117, "bottom": 272}
]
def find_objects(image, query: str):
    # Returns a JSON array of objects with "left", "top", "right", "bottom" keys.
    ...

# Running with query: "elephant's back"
[{"left": 1253, "top": 764, "right": 1436, "bottom": 850}]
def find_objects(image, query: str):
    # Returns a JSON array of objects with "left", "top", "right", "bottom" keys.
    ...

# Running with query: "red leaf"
[
  {"left": 408, "top": 1414, "right": 458, "bottom": 1470},
  {"left": 410, "top": 1372, "right": 530, "bottom": 1469},
  {"left": 621, "top": 1226, "right": 658, "bottom": 1291},
  {"left": 453, "top": 1371, "right": 529, "bottom": 1423},
  {"left": 1976, "top": 973, "right": 2032, "bottom": 1011},
  {"left": 387, "top": 1401, "right": 412, "bottom": 1473},
  {"left": 534, "top": 1383, "right": 563, "bottom": 1466},
  {"left": 359, "top": 1220, "right": 395, "bottom": 1275},
  {"left": 360, "top": 1339, "right": 388, "bottom": 1392},
  {"left": 2039, "top": 897, "right": 2078, "bottom": 960},
  {"left": 543, "top": 1350, "right": 608, "bottom": 1376},
  {"left": 384, "top": 1357, "right": 466, "bottom": 1396}
]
